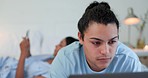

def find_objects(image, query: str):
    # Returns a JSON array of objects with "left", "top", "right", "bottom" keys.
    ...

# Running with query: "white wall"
[{"left": 0, "top": 0, "right": 148, "bottom": 58}]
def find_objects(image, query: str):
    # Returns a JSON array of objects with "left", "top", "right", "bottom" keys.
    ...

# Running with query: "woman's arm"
[
  {"left": 15, "top": 38, "right": 31, "bottom": 78},
  {"left": 33, "top": 75, "right": 46, "bottom": 78}
]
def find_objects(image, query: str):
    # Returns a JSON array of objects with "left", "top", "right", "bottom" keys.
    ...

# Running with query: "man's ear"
[{"left": 78, "top": 32, "right": 83, "bottom": 45}]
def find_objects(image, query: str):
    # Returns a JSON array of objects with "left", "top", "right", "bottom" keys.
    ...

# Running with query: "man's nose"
[{"left": 100, "top": 43, "right": 109, "bottom": 55}]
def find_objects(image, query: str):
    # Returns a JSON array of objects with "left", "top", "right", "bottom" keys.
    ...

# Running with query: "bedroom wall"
[{"left": 0, "top": 0, "right": 148, "bottom": 59}]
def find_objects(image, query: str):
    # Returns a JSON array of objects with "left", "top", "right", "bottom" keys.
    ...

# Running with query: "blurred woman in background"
[{"left": 16, "top": 36, "right": 78, "bottom": 78}]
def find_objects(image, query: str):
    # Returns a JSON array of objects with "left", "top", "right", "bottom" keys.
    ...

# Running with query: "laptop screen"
[{"left": 69, "top": 72, "right": 148, "bottom": 78}]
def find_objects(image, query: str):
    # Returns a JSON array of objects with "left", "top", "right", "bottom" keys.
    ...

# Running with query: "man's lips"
[
  {"left": 97, "top": 57, "right": 111, "bottom": 60},
  {"left": 96, "top": 57, "right": 111, "bottom": 62}
]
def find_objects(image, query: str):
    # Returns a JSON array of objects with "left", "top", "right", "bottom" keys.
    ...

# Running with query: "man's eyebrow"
[
  {"left": 90, "top": 36, "right": 119, "bottom": 41},
  {"left": 110, "top": 36, "right": 119, "bottom": 40},
  {"left": 90, "top": 37, "right": 103, "bottom": 41}
]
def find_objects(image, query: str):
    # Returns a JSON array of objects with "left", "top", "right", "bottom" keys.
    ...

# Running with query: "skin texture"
[{"left": 78, "top": 22, "right": 118, "bottom": 72}]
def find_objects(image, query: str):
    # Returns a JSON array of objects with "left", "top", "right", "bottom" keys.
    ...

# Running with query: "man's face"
[{"left": 78, "top": 22, "right": 118, "bottom": 72}]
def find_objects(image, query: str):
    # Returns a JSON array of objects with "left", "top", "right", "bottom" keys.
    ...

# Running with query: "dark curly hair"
[
  {"left": 78, "top": 1, "right": 119, "bottom": 39},
  {"left": 65, "top": 36, "right": 78, "bottom": 45}
]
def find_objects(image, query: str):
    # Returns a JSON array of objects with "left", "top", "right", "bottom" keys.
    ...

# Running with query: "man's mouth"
[{"left": 96, "top": 57, "right": 111, "bottom": 63}]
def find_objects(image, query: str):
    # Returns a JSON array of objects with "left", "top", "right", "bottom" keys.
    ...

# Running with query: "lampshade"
[{"left": 124, "top": 8, "right": 140, "bottom": 25}]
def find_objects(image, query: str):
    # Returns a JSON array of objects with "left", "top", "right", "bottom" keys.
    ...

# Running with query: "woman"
[{"left": 16, "top": 36, "right": 78, "bottom": 78}]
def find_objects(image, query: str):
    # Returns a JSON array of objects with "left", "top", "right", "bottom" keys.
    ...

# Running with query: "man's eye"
[
  {"left": 108, "top": 40, "right": 116, "bottom": 44},
  {"left": 92, "top": 42, "right": 101, "bottom": 45}
]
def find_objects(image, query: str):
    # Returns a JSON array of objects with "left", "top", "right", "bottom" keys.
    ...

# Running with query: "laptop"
[{"left": 69, "top": 72, "right": 148, "bottom": 78}]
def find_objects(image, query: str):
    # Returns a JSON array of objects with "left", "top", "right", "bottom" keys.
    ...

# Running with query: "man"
[{"left": 49, "top": 1, "right": 142, "bottom": 78}]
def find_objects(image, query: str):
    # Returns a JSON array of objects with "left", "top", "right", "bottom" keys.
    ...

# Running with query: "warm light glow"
[
  {"left": 144, "top": 45, "right": 148, "bottom": 50},
  {"left": 124, "top": 17, "right": 140, "bottom": 25},
  {"left": 124, "top": 7, "right": 140, "bottom": 25}
]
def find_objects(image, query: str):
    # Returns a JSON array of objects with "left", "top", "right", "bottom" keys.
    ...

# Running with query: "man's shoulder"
[
  {"left": 116, "top": 42, "right": 138, "bottom": 60},
  {"left": 110, "top": 42, "right": 142, "bottom": 72},
  {"left": 58, "top": 41, "right": 82, "bottom": 56}
]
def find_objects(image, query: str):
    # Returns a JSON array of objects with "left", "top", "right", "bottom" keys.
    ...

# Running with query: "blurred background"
[{"left": 0, "top": 0, "right": 148, "bottom": 59}]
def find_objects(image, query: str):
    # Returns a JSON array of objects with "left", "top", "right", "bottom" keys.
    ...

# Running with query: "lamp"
[
  {"left": 124, "top": 7, "right": 141, "bottom": 47},
  {"left": 124, "top": 8, "right": 140, "bottom": 25}
]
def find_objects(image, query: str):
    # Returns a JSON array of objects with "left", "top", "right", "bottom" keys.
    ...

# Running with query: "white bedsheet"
[{"left": 0, "top": 54, "right": 53, "bottom": 78}]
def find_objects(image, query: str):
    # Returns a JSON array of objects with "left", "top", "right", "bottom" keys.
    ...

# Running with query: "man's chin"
[{"left": 98, "top": 62, "right": 110, "bottom": 70}]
